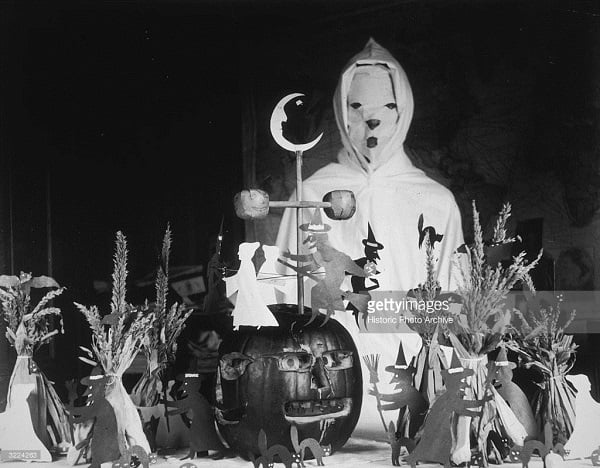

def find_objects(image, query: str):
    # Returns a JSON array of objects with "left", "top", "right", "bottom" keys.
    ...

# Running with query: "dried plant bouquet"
[
  {"left": 74, "top": 231, "right": 154, "bottom": 454},
  {"left": 0, "top": 273, "right": 72, "bottom": 451},
  {"left": 130, "top": 227, "right": 192, "bottom": 408},
  {"left": 506, "top": 300, "right": 577, "bottom": 445},
  {"left": 447, "top": 202, "right": 542, "bottom": 465},
  {"left": 407, "top": 235, "right": 454, "bottom": 404}
]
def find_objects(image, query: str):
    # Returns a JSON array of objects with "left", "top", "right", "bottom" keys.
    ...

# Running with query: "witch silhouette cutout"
[
  {"left": 488, "top": 347, "right": 537, "bottom": 440},
  {"left": 280, "top": 208, "right": 370, "bottom": 324},
  {"left": 165, "top": 373, "right": 231, "bottom": 460},
  {"left": 347, "top": 223, "right": 383, "bottom": 326},
  {"left": 406, "top": 351, "right": 492, "bottom": 468},
  {"left": 371, "top": 342, "right": 428, "bottom": 439},
  {"left": 225, "top": 242, "right": 278, "bottom": 329}
]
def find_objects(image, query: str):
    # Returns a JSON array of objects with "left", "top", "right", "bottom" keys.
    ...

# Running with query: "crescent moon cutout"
[{"left": 270, "top": 93, "right": 323, "bottom": 153}]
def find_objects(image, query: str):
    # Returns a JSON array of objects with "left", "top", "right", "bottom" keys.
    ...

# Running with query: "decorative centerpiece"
[
  {"left": 73, "top": 232, "right": 154, "bottom": 464},
  {"left": 0, "top": 273, "right": 72, "bottom": 460},
  {"left": 507, "top": 299, "right": 578, "bottom": 447},
  {"left": 447, "top": 202, "right": 541, "bottom": 465},
  {"left": 129, "top": 227, "right": 192, "bottom": 450},
  {"left": 220, "top": 93, "right": 364, "bottom": 457}
]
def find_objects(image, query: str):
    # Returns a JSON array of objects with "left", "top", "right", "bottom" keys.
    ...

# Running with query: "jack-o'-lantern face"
[
  {"left": 347, "top": 65, "right": 399, "bottom": 163},
  {"left": 216, "top": 305, "right": 362, "bottom": 457}
]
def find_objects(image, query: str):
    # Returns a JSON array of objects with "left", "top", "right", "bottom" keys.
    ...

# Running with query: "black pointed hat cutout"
[
  {"left": 446, "top": 350, "right": 465, "bottom": 374},
  {"left": 300, "top": 208, "right": 331, "bottom": 233},
  {"left": 494, "top": 347, "right": 516, "bottom": 370},
  {"left": 362, "top": 223, "right": 384, "bottom": 250},
  {"left": 385, "top": 342, "right": 409, "bottom": 373}
]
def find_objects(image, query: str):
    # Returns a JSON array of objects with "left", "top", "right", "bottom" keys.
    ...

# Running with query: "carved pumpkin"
[{"left": 216, "top": 304, "right": 362, "bottom": 457}]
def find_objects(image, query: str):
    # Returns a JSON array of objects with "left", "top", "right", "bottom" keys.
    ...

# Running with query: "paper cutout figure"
[
  {"left": 281, "top": 209, "right": 369, "bottom": 324},
  {"left": 417, "top": 214, "right": 444, "bottom": 250},
  {"left": 226, "top": 242, "right": 278, "bottom": 329},
  {"left": 487, "top": 430, "right": 512, "bottom": 462},
  {"left": 489, "top": 347, "right": 537, "bottom": 439},
  {"left": 69, "top": 374, "right": 124, "bottom": 467},
  {"left": 257, "top": 245, "right": 291, "bottom": 305},
  {"left": 508, "top": 440, "right": 548, "bottom": 468},
  {"left": 0, "top": 382, "right": 52, "bottom": 462},
  {"left": 249, "top": 452, "right": 268, "bottom": 468},
  {"left": 257, "top": 428, "right": 293, "bottom": 468},
  {"left": 564, "top": 374, "right": 600, "bottom": 459},
  {"left": 347, "top": 223, "right": 383, "bottom": 326},
  {"left": 386, "top": 421, "right": 415, "bottom": 466},
  {"left": 406, "top": 351, "right": 491, "bottom": 468},
  {"left": 154, "top": 380, "right": 190, "bottom": 449},
  {"left": 290, "top": 424, "right": 326, "bottom": 467},
  {"left": 372, "top": 343, "right": 428, "bottom": 438},
  {"left": 164, "top": 373, "right": 227, "bottom": 460}
]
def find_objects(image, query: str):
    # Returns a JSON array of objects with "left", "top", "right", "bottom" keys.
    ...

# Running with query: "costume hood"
[{"left": 334, "top": 38, "right": 415, "bottom": 173}]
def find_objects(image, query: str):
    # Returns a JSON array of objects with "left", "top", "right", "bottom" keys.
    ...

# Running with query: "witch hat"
[
  {"left": 299, "top": 208, "right": 331, "bottom": 233},
  {"left": 494, "top": 347, "right": 516, "bottom": 369},
  {"left": 362, "top": 223, "right": 384, "bottom": 250},
  {"left": 446, "top": 350, "right": 466, "bottom": 374},
  {"left": 385, "top": 342, "right": 409, "bottom": 373}
]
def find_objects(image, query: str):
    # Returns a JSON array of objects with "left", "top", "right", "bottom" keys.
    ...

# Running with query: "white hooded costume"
[{"left": 276, "top": 39, "right": 464, "bottom": 437}]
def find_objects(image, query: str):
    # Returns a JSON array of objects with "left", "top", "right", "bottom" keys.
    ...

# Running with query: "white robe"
[{"left": 276, "top": 39, "right": 464, "bottom": 438}]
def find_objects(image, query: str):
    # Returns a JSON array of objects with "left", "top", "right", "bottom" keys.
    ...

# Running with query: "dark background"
[{"left": 1, "top": 0, "right": 600, "bottom": 402}]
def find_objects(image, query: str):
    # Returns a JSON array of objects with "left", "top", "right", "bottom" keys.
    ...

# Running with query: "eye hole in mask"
[
  {"left": 321, "top": 350, "right": 354, "bottom": 370},
  {"left": 267, "top": 352, "right": 314, "bottom": 372},
  {"left": 219, "top": 352, "right": 254, "bottom": 381}
]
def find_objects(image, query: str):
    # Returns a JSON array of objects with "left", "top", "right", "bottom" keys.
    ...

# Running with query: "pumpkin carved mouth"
[{"left": 283, "top": 397, "right": 353, "bottom": 423}]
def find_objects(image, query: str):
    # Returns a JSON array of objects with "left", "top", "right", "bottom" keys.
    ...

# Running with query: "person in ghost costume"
[{"left": 276, "top": 38, "right": 465, "bottom": 437}]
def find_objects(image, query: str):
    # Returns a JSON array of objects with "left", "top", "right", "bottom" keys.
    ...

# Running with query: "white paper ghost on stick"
[
  {"left": 564, "top": 374, "right": 600, "bottom": 459},
  {"left": 226, "top": 242, "right": 278, "bottom": 329}
]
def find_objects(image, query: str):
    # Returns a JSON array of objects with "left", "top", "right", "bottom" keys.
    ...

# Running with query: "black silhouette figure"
[
  {"left": 290, "top": 424, "right": 326, "bottom": 467},
  {"left": 387, "top": 421, "right": 415, "bottom": 466},
  {"left": 488, "top": 347, "right": 537, "bottom": 439},
  {"left": 164, "top": 374, "right": 226, "bottom": 460},
  {"left": 69, "top": 374, "right": 124, "bottom": 468},
  {"left": 249, "top": 451, "right": 268, "bottom": 468},
  {"left": 257, "top": 429, "right": 293, "bottom": 468},
  {"left": 508, "top": 440, "right": 549, "bottom": 468},
  {"left": 348, "top": 223, "right": 384, "bottom": 326},
  {"left": 372, "top": 343, "right": 428, "bottom": 438},
  {"left": 281, "top": 209, "right": 368, "bottom": 325},
  {"left": 406, "top": 352, "right": 492, "bottom": 468},
  {"left": 417, "top": 214, "right": 443, "bottom": 249}
]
